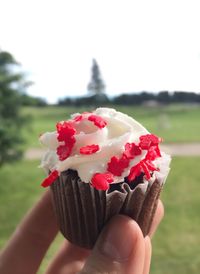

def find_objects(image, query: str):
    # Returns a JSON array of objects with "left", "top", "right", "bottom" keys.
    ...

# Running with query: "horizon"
[{"left": 42, "top": 90, "right": 200, "bottom": 106}]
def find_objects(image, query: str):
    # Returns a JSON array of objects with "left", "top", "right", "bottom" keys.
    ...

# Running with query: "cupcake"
[{"left": 40, "top": 108, "right": 171, "bottom": 249}]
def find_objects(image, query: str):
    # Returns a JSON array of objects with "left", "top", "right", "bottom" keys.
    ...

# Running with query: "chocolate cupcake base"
[{"left": 51, "top": 170, "right": 162, "bottom": 249}]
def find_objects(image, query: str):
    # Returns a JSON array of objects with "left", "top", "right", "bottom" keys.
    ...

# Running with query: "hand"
[{"left": 0, "top": 190, "right": 164, "bottom": 274}]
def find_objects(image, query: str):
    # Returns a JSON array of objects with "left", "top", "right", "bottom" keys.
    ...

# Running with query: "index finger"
[{"left": 0, "top": 190, "right": 59, "bottom": 274}]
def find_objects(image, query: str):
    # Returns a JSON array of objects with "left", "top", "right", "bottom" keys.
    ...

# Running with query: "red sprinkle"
[
  {"left": 73, "top": 112, "right": 90, "bottom": 122},
  {"left": 88, "top": 114, "right": 107, "bottom": 129},
  {"left": 57, "top": 144, "right": 73, "bottom": 161},
  {"left": 128, "top": 164, "right": 142, "bottom": 182},
  {"left": 144, "top": 159, "right": 158, "bottom": 171},
  {"left": 139, "top": 134, "right": 161, "bottom": 150},
  {"left": 56, "top": 121, "right": 76, "bottom": 143},
  {"left": 80, "top": 144, "right": 100, "bottom": 155},
  {"left": 128, "top": 157, "right": 158, "bottom": 182},
  {"left": 140, "top": 161, "right": 151, "bottom": 180},
  {"left": 123, "top": 143, "right": 142, "bottom": 159},
  {"left": 41, "top": 170, "right": 59, "bottom": 187},
  {"left": 56, "top": 121, "right": 76, "bottom": 161},
  {"left": 103, "top": 173, "right": 115, "bottom": 183},
  {"left": 107, "top": 155, "right": 129, "bottom": 176},
  {"left": 91, "top": 172, "right": 114, "bottom": 190},
  {"left": 74, "top": 114, "right": 83, "bottom": 122},
  {"left": 145, "top": 145, "right": 161, "bottom": 161}
]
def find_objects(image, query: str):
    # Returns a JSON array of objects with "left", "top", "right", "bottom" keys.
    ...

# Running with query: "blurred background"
[{"left": 0, "top": 0, "right": 200, "bottom": 273}]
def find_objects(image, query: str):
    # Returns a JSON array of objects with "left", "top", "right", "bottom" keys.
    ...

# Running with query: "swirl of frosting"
[{"left": 40, "top": 108, "right": 170, "bottom": 189}]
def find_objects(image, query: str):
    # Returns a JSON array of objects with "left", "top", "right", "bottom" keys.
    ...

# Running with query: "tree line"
[
  {"left": 58, "top": 91, "right": 200, "bottom": 106},
  {"left": 15, "top": 90, "right": 200, "bottom": 107}
]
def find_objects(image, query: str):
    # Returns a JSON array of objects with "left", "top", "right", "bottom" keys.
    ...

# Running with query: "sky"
[{"left": 1, "top": 0, "right": 200, "bottom": 103}]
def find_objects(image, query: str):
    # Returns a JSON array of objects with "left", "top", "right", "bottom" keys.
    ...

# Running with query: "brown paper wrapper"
[{"left": 51, "top": 170, "right": 163, "bottom": 249}]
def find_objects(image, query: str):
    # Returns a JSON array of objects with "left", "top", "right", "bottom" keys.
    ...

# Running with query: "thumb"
[{"left": 80, "top": 215, "right": 145, "bottom": 274}]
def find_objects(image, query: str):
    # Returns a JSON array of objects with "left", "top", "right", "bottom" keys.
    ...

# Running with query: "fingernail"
[{"left": 98, "top": 215, "right": 137, "bottom": 261}]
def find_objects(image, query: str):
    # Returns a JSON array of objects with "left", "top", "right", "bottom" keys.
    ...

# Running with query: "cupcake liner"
[
  {"left": 51, "top": 170, "right": 163, "bottom": 249},
  {"left": 137, "top": 179, "right": 162, "bottom": 236},
  {"left": 51, "top": 170, "right": 106, "bottom": 248},
  {"left": 122, "top": 179, "right": 162, "bottom": 236}
]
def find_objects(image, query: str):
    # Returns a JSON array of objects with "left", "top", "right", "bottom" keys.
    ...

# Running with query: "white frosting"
[
  {"left": 40, "top": 107, "right": 171, "bottom": 184},
  {"left": 154, "top": 152, "right": 171, "bottom": 184}
]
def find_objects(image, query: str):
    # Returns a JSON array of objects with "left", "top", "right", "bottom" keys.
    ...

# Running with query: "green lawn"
[
  {"left": 21, "top": 104, "right": 200, "bottom": 148},
  {"left": 152, "top": 157, "right": 200, "bottom": 273},
  {"left": 0, "top": 157, "right": 200, "bottom": 273}
]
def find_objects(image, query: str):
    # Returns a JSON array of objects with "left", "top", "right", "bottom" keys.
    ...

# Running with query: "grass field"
[
  {"left": 0, "top": 157, "right": 200, "bottom": 273},
  {"left": 21, "top": 104, "right": 200, "bottom": 148}
]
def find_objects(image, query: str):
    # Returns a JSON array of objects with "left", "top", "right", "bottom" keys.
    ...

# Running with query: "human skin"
[{"left": 0, "top": 190, "right": 164, "bottom": 274}]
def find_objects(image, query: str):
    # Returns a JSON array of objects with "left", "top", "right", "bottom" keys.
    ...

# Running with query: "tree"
[
  {"left": 0, "top": 50, "right": 27, "bottom": 166},
  {"left": 157, "top": 91, "right": 171, "bottom": 104},
  {"left": 87, "top": 59, "right": 106, "bottom": 96}
]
